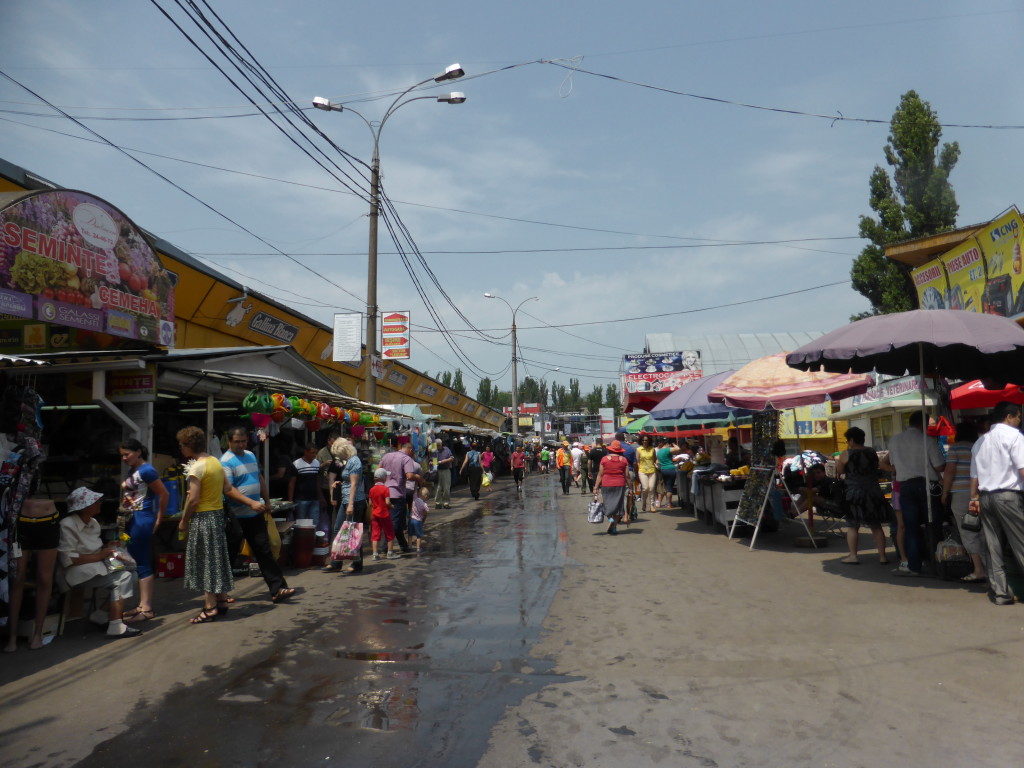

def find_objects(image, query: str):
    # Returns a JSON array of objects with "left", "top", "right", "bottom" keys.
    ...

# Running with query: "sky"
[{"left": 2, "top": 0, "right": 1023, "bottom": 400}]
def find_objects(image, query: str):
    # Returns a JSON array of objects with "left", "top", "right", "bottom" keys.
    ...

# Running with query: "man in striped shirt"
[{"left": 222, "top": 427, "right": 293, "bottom": 603}]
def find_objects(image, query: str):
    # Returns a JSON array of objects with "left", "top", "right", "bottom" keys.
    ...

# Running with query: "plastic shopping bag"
[
  {"left": 587, "top": 500, "right": 605, "bottom": 523},
  {"left": 331, "top": 521, "right": 363, "bottom": 560}
]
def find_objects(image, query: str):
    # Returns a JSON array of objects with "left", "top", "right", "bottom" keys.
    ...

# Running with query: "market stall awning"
[
  {"left": 828, "top": 392, "right": 938, "bottom": 421},
  {"left": 155, "top": 347, "right": 403, "bottom": 418}
]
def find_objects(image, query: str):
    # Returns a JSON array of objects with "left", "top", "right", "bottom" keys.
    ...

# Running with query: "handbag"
[
  {"left": 587, "top": 500, "right": 605, "bottom": 523},
  {"left": 961, "top": 508, "right": 982, "bottom": 533},
  {"left": 330, "top": 520, "right": 363, "bottom": 560}
]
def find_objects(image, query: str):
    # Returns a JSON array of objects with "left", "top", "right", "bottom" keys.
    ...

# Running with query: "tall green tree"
[
  {"left": 476, "top": 377, "right": 495, "bottom": 406},
  {"left": 439, "top": 370, "right": 452, "bottom": 388},
  {"left": 584, "top": 385, "right": 604, "bottom": 413},
  {"left": 451, "top": 368, "right": 467, "bottom": 395},
  {"left": 851, "top": 90, "right": 960, "bottom": 315}
]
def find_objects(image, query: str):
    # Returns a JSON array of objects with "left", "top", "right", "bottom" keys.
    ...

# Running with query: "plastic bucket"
[{"left": 292, "top": 525, "right": 316, "bottom": 569}]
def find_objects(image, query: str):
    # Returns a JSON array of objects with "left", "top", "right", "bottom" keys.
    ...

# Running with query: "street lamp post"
[
  {"left": 484, "top": 293, "right": 538, "bottom": 437},
  {"left": 314, "top": 63, "right": 466, "bottom": 402}
]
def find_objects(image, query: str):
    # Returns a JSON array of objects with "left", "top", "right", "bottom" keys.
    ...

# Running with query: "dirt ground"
[{"left": 478, "top": 499, "right": 1024, "bottom": 768}]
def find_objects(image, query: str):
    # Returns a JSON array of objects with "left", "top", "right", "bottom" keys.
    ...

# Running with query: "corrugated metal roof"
[{"left": 644, "top": 332, "right": 827, "bottom": 376}]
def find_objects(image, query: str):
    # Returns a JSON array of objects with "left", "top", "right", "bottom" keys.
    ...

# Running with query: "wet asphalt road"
[{"left": 75, "top": 477, "right": 571, "bottom": 768}]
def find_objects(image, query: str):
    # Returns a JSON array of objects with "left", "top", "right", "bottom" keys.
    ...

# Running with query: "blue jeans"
[
  {"left": 295, "top": 499, "right": 321, "bottom": 532},
  {"left": 898, "top": 478, "right": 927, "bottom": 572}
]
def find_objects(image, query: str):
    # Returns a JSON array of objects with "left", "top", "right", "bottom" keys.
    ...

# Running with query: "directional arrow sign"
[
  {"left": 382, "top": 336, "right": 409, "bottom": 346},
  {"left": 382, "top": 324, "right": 409, "bottom": 334},
  {"left": 382, "top": 312, "right": 407, "bottom": 323},
  {"left": 383, "top": 348, "right": 408, "bottom": 358}
]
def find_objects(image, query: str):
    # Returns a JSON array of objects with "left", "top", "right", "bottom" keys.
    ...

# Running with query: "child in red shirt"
[{"left": 369, "top": 468, "right": 398, "bottom": 560}]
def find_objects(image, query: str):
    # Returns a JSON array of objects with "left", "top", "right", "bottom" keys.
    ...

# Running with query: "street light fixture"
[
  {"left": 313, "top": 62, "right": 466, "bottom": 402},
  {"left": 484, "top": 293, "right": 538, "bottom": 437}
]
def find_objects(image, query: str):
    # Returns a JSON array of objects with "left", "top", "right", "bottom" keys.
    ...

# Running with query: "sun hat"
[
  {"left": 607, "top": 440, "right": 625, "bottom": 453},
  {"left": 67, "top": 487, "right": 103, "bottom": 513},
  {"left": 374, "top": 468, "right": 390, "bottom": 481}
]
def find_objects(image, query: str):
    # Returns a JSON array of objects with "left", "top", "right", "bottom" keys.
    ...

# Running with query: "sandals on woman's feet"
[
  {"left": 125, "top": 609, "right": 155, "bottom": 624},
  {"left": 190, "top": 609, "right": 218, "bottom": 624},
  {"left": 216, "top": 602, "right": 230, "bottom": 614},
  {"left": 272, "top": 588, "right": 296, "bottom": 603}
]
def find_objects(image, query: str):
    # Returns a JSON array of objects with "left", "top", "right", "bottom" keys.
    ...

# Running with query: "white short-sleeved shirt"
[{"left": 970, "top": 422, "right": 1024, "bottom": 492}]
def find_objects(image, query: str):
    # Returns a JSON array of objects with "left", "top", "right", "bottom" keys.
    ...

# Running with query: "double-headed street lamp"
[
  {"left": 484, "top": 293, "right": 538, "bottom": 437},
  {"left": 314, "top": 63, "right": 466, "bottom": 403}
]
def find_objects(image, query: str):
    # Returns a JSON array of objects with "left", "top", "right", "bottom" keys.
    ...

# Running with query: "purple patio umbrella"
[
  {"left": 649, "top": 369, "right": 743, "bottom": 421},
  {"left": 785, "top": 309, "right": 1024, "bottom": 381}
]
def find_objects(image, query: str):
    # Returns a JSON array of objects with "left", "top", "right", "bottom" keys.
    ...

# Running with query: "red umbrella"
[{"left": 950, "top": 380, "right": 1024, "bottom": 410}]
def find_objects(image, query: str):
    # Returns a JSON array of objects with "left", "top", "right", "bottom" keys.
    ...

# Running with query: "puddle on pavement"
[{"left": 78, "top": 477, "right": 575, "bottom": 766}]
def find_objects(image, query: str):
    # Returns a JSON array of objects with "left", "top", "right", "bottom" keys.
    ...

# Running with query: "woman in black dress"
[{"left": 835, "top": 426, "right": 892, "bottom": 565}]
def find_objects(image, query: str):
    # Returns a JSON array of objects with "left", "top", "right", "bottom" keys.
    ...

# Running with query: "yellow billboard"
[
  {"left": 939, "top": 237, "right": 985, "bottom": 312},
  {"left": 779, "top": 404, "right": 832, "bottom": 440},
  {"left": 911, "top": 259, "right": 948, "bottom": 310},
  {"left": 979, "top": 207, "right": 1024, "bottom": 317}
]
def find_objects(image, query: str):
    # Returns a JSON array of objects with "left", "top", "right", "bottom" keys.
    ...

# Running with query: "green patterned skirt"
[{"left": 184, "top": 509, "right": 234, "bottom": 594}]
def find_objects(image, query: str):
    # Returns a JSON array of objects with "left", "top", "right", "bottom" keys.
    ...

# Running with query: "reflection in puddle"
[
  {"left": 340, "top": 650, "right": 428, "bottom": 662},
  {"left": 382, "top": 618, "right": 410, "bottom": 625}
]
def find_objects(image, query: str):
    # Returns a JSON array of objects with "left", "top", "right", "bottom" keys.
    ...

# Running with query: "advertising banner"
[
  {"left": 381, "top": 310, "right": 411, "bottom": 359},
  {"left": 332, "top": 312, "right": 362, "bottom": 362},
  {"left": 911, "top": 259, "right": 948, "bottom": 310},
  {"left": 939, "top": 237, "right": 985, "bottom": 312},
  {"left": 979, "top": 208, "right": 1024, "bottom": 317},
  {"left": 621, "top": 351, "right": 702, "bottom": 396},
  {"left": 0, "top": 190, "right": 176, "bottom": 347},
  {"left": 778, "top": 403, "right": 832, "bottom": 439}
]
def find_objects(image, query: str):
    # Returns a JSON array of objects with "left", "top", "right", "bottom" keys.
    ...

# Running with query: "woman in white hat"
[{"left": 58, "top": 487, "right": 142, "bottom": 639}]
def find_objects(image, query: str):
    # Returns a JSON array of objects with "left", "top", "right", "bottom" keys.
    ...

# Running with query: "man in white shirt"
[
  {"left": 887, "top": 410, "right": 946, "bottom": 576},
  {"left": 969, "top": 401, "right": 1024, "bottom": 605}
]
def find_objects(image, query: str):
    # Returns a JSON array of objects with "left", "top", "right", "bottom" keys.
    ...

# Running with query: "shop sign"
[
  {"left": 940, "top": 238, "right": 985, "bottom": 312},
  {"left": 381, "top": 311, "right": 411, "bottom": 359},
  {"left": 462, "top": 401, "right": 477, "bottom": 414},
  {"left": 386, "top": 369, "right": 409, "bottom": 387},
  {"left": 369, "top": 356, "right": 384, "bottom": 380},
  {"left": 980, "top": 208, "right": 1024, "bottom": 317},
  {"left": 778, "top": 404, "right": 832, "bottom": 439},
  {"left": 621, "top": 351, "right": 702, "bottom": 395},
  {"left": 417, "top": 381, "right": 439, "bottom": 398},
  {"left": 444, "top": 393, "right": 459, "bottom": 406},
  {"left": 0, "top": 190, "right": 176, "bottom": 347},
  {"left": 331, "top": 312, "right": 362, "bottom": 362},
  {"left": 503, "top": 402, "right": 542, "bottom": 415},
  {"left": 248, "top": 311, "right": 298, "bottom": 343},
  {"left": 912, "top": 260, "right": 948, "bottom": 310},
  {"left": 851, "top": 374, "right": 938, "bottom": 407},
  {"left": 107, "top": 365, "right": 157, "bottom": 401}
]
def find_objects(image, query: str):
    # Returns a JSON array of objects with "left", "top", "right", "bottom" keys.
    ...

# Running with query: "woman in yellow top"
[
  {"left": 636, "top": 435, "right": 659, "bottom": 513},
  {"left": 177, "top": 426, "right": 265, "bottom": 624}
]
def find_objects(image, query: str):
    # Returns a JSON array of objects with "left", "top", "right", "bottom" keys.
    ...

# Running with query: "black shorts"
[
  {"left": 16, "top": 516, "right": 60, "bottom": 550},
  {"left": 513, "top": 468, "right": 524, "bottom": 482}
]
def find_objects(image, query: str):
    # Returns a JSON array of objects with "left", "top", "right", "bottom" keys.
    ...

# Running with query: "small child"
[
  {"left": 409, "top": 486, "right": 430, "bottom": 552},
  {"left": 368, "top": 467, "right": 398, "bottom": 560}
]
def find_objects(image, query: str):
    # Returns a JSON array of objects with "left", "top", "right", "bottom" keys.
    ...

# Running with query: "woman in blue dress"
[{"left": 119, "top": 438, "right": 169, "bottom": 623}]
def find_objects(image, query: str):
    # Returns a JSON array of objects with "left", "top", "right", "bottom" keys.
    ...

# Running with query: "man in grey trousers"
[{"left": 969, "top": 401, "right": 1024, "bottom": 605}]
